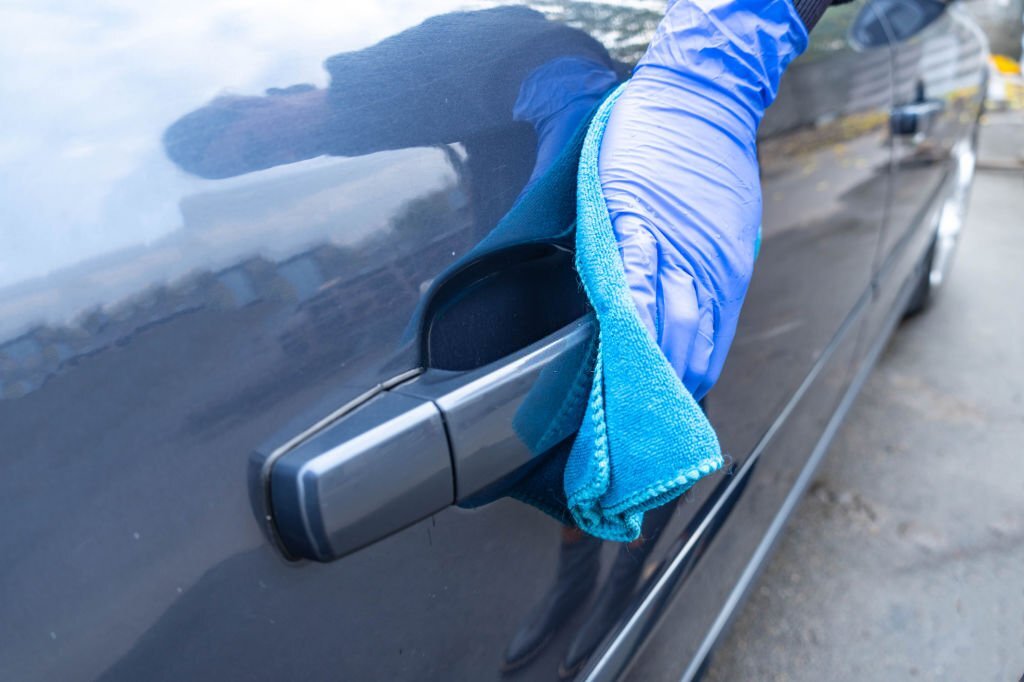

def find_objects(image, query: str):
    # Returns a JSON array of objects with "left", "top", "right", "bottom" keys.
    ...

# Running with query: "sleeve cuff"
[{"left": 792, "top": 0, "right": 854, "bottom": 31}]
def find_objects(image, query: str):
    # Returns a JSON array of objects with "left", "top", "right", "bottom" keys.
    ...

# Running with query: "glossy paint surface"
[{"left": 0, "top": 1, "right": 985, "bottom": 680}]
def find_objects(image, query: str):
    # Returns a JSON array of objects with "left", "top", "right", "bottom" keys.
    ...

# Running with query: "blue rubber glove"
[{"left": 599, "top": 0, "right": 809, "bottom": 399}]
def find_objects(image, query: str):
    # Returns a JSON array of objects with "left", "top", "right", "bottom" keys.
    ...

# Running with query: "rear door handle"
[
  {"left": 891, "top": 99, "right": 945, "bottom": 137},
  {"left": 260, "top": 317, "right": 594, "bottom": 562}
]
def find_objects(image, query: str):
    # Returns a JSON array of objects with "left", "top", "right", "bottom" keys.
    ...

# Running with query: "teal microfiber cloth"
[{"left": 563, "top": 82, "right": 724, "bottom": 541}]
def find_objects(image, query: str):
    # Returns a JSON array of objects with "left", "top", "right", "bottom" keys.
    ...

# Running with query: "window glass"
[{"left": 852, "top": 0, "right": 946, "bottom": 47}]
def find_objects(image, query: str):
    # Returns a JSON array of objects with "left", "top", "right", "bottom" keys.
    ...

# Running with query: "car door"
[
  {"left": 0, "top": 3, "right": 887, "bottom": 682},
  {"left": 619, "top": 2, "right": 896, "bottom": 678},
  {"left": 861, "top": 0, "right": 987, "bottom": 347}
]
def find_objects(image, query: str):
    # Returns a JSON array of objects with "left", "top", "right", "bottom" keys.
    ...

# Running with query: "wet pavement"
[{"left": 704, "top": 124, "right": 1024, "bottom": 681}]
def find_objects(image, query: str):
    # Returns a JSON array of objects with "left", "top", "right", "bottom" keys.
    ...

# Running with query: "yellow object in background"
[
  {"left": 991, "top": 54, "right": 1022, "bottom": 75},
  {"left": 988, "top": 55, "right": 1024, "bottom": 110}
]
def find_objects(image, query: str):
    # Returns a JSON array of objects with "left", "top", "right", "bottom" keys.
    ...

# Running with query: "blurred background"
[
  {"left": 968, "top": 0, "right": 1023, "bottom": 59},
  {"left": 706, "top": 2, "right": 1024, "bottom": 679}
]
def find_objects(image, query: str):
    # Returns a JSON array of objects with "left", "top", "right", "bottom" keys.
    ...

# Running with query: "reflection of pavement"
[
  {"left": 978, "top": 110, "right": 1024, "bottom": 170},
  {"left": 761, "top": 130, "right": 890, "bottom": 235},
  {"left": 705, "top": 125, "right": 1024, "bottom": 681}
]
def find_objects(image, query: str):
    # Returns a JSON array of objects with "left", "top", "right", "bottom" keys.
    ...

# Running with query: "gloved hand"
[{"left": 599, "top": 0, "right": 810, "bottom": 399}]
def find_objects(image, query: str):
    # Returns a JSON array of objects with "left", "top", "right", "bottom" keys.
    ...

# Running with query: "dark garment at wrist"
[{"left": 792, "top": 0, "right": 857, "bottom": 32}]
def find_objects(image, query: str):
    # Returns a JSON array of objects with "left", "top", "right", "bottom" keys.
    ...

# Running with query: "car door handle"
[
  {"left": 261, "top": 317, "right": 595, "bottom": 562},
  {"left": 891, "top": 99, "right": 945, "bottom": 137},
  {"left": 394, "top": 317, "right": 595, "bottom": 500},
  {"left": 265, "top": 389, "right": 453, "bottom": 563}
]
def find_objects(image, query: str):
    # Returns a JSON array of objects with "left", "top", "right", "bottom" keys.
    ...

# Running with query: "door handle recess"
[{"left": 262, "top": 317, "right": 594, "bottom": 562}]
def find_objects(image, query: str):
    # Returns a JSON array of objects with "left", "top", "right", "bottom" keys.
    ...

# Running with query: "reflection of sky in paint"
[
  {"left": 0, "top": 0, "right": 662, "bottom": 292},
  {"left": 0, "top": 0, "right": 483, "bottom": 289}
]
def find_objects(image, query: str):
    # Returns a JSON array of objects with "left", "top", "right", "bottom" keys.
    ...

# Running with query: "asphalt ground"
[{"left": 704, "top": 121, "right": 1024, "bottom": 681}]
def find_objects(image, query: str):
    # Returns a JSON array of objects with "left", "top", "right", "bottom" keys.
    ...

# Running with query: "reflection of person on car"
[{"left": 163, "top": 6, "right": 621, "bottom": 232}]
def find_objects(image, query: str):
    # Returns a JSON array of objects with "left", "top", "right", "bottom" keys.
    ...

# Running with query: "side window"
[{"left": 852, "top": 0, "right": 947, "bottom": 47}]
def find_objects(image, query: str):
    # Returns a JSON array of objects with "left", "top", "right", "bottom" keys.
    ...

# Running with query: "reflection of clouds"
[{"left": 0, "top": 0, "right": 473, "bottom": 288}]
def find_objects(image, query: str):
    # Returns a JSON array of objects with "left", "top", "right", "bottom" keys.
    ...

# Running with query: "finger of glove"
[
  {"left": 612, "top": 215, "right": 662, "bottom": 342},
  {"left": 692, "top": 293, "right": 744, "bottom": 400},
  {"left": 682, "top": 297, "right": 716, "bottom": 400},
  {"left": 693, "top": 336, "right": 725, "bottom": 401},
  {"left": 612, "top": 213, "right": 717, "bottom": 399},
  {"left": 656, "top": 258, "right": 713, "bottom": 398}
]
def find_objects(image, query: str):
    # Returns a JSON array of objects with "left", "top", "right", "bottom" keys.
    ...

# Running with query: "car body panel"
[{"left": 862, "top": 2, "right": 986, "bottom": 355}]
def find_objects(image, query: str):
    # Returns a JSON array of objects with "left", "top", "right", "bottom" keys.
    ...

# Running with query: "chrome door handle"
[
  {"left": 395, "top": 317, "right": 594, "bottom": 500},
  {"left": 267, "top": 391, "right": 453, "bottom": 562},
  {"left": 258, "top": 318, "right": 594, "bottom": 562}
]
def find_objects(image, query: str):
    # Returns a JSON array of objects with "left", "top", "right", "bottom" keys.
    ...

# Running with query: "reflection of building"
[
  {"left": 533, "top": 0, "right": 658, "bottom": 66},
  {"left": 0, "top": 162, "right": 473, "bottom": 400},
  {"left": 277, "top": 219, "right": 470, "bottom": 361},
  {"left": 964, "top": 0, "right": 1023, "bottom": 60},
  {"left": 1, "top": 333, "right": 56, "bottom": 398}
]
